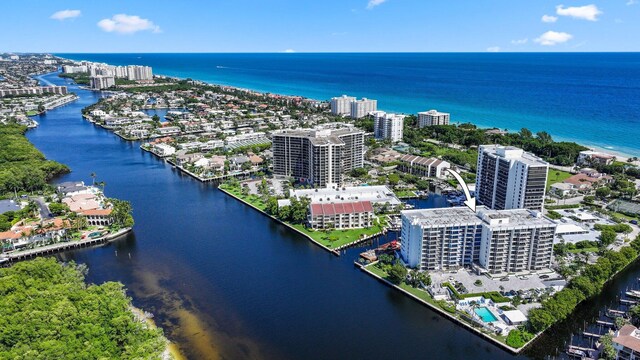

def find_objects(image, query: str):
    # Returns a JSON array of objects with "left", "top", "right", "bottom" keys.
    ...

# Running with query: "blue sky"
[{"left": 1, "top": 0, "right": 638, "bottom": 52}]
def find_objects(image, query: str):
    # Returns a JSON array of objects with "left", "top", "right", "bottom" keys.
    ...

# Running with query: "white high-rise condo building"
[
  {"left": 89, "top": 76, "right": 115, "bottom": 90},
  {"left": 400, "top": 206, "right": 556, "bottom": 274},
  {"left": 418, "top": 110, "right": 450, "bottom": 127},
  {"left": 372, "top": 111, "right": 405, "bottom": 143},
  {"left": 475, "top": 145, "right": 549, "bottom": 212},
  {"left": 272, "top": 124, "right": 365, "bottom": 187},
  {"left": 330, "top": 95, "right": 356, "bottom": 116},
  {"left": 350, "top": 98, "right": 377, "bottom": 119},
  {"left": 127, "top": 65, "right": 153, "bottom": 81}
]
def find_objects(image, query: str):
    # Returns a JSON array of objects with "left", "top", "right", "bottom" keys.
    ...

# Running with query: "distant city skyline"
[{"left": 1, "top": 1, "right": 639, "bottom": 52}]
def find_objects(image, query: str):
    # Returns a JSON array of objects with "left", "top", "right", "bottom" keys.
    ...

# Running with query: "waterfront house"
[
  {"left": 156, "top": 126, "right": 181, "bottom": 136},
  {"left": 175, "top": 152, "right": 204, "bottom": 167},
  {"left": 80, "top": 209, "right": 113, "bottom": 227},
  {"left": 308, "top": 200, "right": 374, "bottom": 230},
  {"left": 613, "top": 324, "right": 640, "bottom": 360},
  {"left": 57, "top": 181, "right": 89, "bottom": 197},
  {"left": 152, "top": 143, "right": 176, "bottom": 157}
]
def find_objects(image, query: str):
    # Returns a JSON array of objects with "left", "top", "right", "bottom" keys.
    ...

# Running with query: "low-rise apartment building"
[{"left": 308, "top": 201, "right": 374, "bottom": 230}]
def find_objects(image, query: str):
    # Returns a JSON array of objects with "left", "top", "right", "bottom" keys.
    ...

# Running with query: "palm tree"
[{"left": 90, "top": 172, "right": 97, "bottom": 186}]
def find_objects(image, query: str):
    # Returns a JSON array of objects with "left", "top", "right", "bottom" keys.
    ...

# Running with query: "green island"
[
  {"left": 0, "top": 258, "right": 168, "bottom": 359},
  {"left": 0, "top": 124, "right": 69, "bottom": 194}
]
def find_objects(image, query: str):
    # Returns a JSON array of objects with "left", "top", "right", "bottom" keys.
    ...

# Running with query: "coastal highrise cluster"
[
  {"left": 63, "top": 61, "right": 154, "bottom": 90},
  {"left": 401, "top": 145, "right": 553, "bottom": 275}
]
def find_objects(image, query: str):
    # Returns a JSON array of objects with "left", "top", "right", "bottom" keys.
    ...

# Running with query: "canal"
[{"left": 25, "top": 72, "right": 639, "bottom": 360}]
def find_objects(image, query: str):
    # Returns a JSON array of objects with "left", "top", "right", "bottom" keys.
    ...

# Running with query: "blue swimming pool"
[{"left": 474, "top": 307, "right": 498, "bottom": 323}]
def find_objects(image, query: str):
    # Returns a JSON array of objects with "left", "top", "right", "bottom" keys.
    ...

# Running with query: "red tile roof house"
[
  {"left": 613, "top": 324, "right": 640, "bottom": 359},
  {"left": 80, "top": 209, "right": 114, "bottom": 227},
  {"left": 308, "top": 201, "right": 374, "bottom": 230}
]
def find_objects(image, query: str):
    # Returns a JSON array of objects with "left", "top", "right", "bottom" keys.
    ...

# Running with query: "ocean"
[{"left": 57, "top": 52, "right": 640, "bottom": 157}]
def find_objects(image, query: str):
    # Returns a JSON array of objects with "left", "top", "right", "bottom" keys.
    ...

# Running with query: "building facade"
[
  {"left": 401, "top": 208, "right": 483, "bottom": 271},
  {"left": 330, "top": 95, "right": 356, "bottom": 116},
  {"left": 89, "top": 75, "right": 115, "bottom": 90},
  {"left": 373, "top": 111, "right": 404, "bottom": 143},
  {"left": 477, "top": 209, "right": 556, "bottom": 274},
  {"left": 476, "top": 145, "right": 549, "bottom": 212},
  {"left": 418, "top": 110, "right": 450, "bottom": 127},
  {"left": 397, "top": 154, "right": 450, "bottom": 179},
  {"left": 401, "top": 207, "right": 556, "bottom": 274},
  {"left": 308, "top": 201, "right": 374, "bottom": 230},
  {"left": 272, "top": 125, "right": 364, "bottom": 187},
  {"left": 350, "top": 98, "right": 377, "bottom": 119},
  {"left": 127, "top": 65, "right": 153, "bottom": 81}
]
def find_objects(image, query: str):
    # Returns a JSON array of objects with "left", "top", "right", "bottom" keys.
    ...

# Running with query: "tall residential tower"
[
  {"left": 272, "top": 125, "right": 365, "bottom": 187},
  {"left": 475, "top": 145, "right": 549, "bottom": 212}
]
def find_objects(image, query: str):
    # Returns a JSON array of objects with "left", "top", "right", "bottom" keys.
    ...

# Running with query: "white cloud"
[
  {"left": 534, "top": 31, "right": 573, "bottom": 46},
  {"left": 511, "top": 38, "right": 528, "bottom": 45},
  {"left": 367, "top": 0, "right": 387, "bottom": 10},
  {"left": 486, "top": 46, "right": 501, "bottom": 52},
  {"left": 627, "top": 0, "right": 637, "bottom": 5},
  {"left": 50, "top": 10, "right": 81, "bottom": 21},
  {"left": 541, "top": 14, "right": 558, "bottom": 23},
  {"left": 556, "top": 4, "right": 602, "bottom": 21},
  {"left": 97, "top": 14, "right": 161, "bottom": 34},
  {"left": 615, "top": 18, "right": 624, "bottom": 23},
  {"left": 283, "top": 49, "right": 296, "bottom": 53}
]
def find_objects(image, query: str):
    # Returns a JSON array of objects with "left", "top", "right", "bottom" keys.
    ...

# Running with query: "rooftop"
[
  {"left": 291, "top": 185, "right": 401, "bottom": 205},
  {"left": 309, "top": 201, "right": 373, "bottom": 216},
  {"left": 478, "top": 208, "right": 555, "bottom": 228},
  {"left": 614, "top": 324, "right": 640, "bottom": 353},
  {"left": 480, "top": 145, "right": 548, "bottom": 167},
  {"left": 402, "top": 207, "right": 483, "bottom": 227}
]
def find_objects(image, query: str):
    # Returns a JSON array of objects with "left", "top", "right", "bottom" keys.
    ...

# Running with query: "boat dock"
[{"left": 1, "top": 228, "right": 131, "bottom": 265}]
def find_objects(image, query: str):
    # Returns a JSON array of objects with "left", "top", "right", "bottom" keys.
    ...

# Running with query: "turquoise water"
[
  {"left": 475, "top": 307, "right": 498, "bottom": 323},
  {"left": 56, "top": 53, "right": 640, "bottom": 157}
]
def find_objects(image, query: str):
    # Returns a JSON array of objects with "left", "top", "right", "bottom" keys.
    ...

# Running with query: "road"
[{"left": 32, "top": 196, "right": 52, "bottom": 220}]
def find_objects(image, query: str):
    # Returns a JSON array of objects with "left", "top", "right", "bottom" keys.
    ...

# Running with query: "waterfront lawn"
[
  {"left": 366, "top": 264, "right": 435, "bottom": 304},
  {"left": 546, "top": 169, "right": 572, "bottom": 189},
  {"left": 291, "top": 219, "right": 386, "bottom": 249}
]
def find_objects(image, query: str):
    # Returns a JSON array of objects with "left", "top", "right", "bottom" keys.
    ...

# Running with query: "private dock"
[{"left": 1, "top": 228, "right": 131, "bottom": 265}]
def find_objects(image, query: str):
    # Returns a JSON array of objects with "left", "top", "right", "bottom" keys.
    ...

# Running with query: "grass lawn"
[
  {"left": 365, "top": 264, "right": 435, "bottom": 304},
  {"left": 394, "top": 189, "right": 417, "bottom": 198},
  {"left": 567, "top": 247, "right": 599, "bottom": 254},
  {"left": 547, "top": 169, "right": 573, "bottom": 189},
  {"left": 292, "top": 219, "right": 385, "bottom": 249}
]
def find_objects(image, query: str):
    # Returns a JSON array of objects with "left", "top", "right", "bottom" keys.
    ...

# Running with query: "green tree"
[
  {"left": 388, "top": 263, "right": 407, "bottom": 284},
  {"left": 600, "top": 229, "right": 617, "bottom": 246},
  {"left": 110, "top": 199, "right": 134, "bottom": 228}
]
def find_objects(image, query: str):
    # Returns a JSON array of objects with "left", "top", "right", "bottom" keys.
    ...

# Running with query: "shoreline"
[
  {"left": 357, "top": 261, "right": 529, "bottom": 354},
  {"left": 54, "top": 55, "right": 640, "bottom": 159}
]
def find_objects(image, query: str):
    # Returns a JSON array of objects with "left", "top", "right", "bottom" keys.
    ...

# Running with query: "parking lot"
[{"left": 430, "top": 268, "right": 560, "bottom": 294}]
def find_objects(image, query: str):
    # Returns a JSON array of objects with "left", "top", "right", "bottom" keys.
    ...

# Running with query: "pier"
[{"left": 1, "top": 228, "right": 131, "bottom": 265}]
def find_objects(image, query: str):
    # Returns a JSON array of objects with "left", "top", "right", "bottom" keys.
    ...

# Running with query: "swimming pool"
[{"left": 474, "top": 307, "right": 498, "bottom": 323}]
